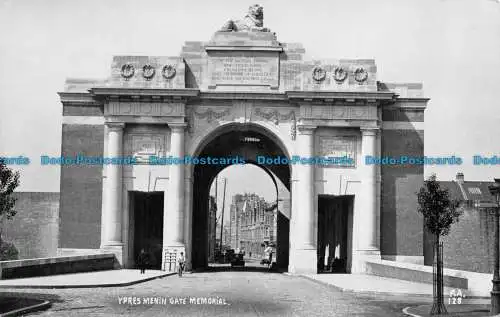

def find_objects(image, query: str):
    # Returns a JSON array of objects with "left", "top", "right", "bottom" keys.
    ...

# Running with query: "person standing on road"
[
  {"left": 177, "top": 252, "right": 186, "bottom": 277},
  {"left": 264, "top": 243, "right": 273, "bottom": 268}
]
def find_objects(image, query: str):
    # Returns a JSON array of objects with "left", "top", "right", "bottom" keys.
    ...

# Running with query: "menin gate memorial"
[{"left": 58, "top": 5, "right": 428, "bottom": 274}]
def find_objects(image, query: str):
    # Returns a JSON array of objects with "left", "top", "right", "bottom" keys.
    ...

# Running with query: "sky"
[{"left": 1, "top": 0, "right": 500, "bottom": 214}]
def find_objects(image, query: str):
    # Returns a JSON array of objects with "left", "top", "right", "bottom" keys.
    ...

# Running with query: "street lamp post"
[{"left": 489, "top": 179, "right": 500, "bottom": 315}]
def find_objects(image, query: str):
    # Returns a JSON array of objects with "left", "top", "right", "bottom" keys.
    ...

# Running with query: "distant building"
[
  {"left": 229, "top": 198, "right": 241, "bottom": 250},
  {"left": 228, "top": 193, "right": 279, "bottom": 258},
  {"left": 430, "top": 173, "right": 497, "bottom": 273}
]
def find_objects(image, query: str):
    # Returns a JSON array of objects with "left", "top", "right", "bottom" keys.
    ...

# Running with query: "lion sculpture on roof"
[{"left": 219, "top": 4, "right": 270, "bottom": 32}]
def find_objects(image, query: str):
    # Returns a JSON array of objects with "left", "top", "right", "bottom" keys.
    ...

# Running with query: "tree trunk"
[{"left": 431, "top": 235, "right": 447, "bottom": 315}]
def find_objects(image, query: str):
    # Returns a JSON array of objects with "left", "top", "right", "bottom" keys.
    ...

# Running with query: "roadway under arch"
[{"left": 190, "top": 123, "right": 291, "bottom": 271}]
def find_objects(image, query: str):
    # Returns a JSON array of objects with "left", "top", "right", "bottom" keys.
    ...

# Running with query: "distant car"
[{"left": 230, "top": 253, "right": 245, "bottom": 267}]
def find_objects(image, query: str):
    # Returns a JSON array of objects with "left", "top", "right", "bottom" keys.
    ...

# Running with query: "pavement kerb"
[
  {"left": 0, "top": 272, "right": 176, "bottom": 289},
  {"left": 402, "top": 306, "right": 423, "bottom": 317},
  {"left": 0, "top": 300, "right": 51, "bottom": 317},
  {"left": 402, "top": 305, "right": 499, "bottom": 317}
]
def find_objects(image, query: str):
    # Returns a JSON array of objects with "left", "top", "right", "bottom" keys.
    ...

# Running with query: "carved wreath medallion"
[
  {"left": 142, "top": 64, "right": 155, "bottom": 80},
  {"left": 333, "top": 66, "right": 348, "bottom": 83},
  {"left": 354, "top": 67, "right": 368, "bottom": 83},
  {"left": 162, "top": 64, "right": 176, "bottom": 79},
  {"left": 121, "top": 64, "right": 135, "bottom": 79},
  {"left": 312, "top": 66, "right": 326, "bottom": 82}
]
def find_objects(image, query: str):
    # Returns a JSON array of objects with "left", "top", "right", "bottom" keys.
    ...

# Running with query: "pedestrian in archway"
[
  {"left": 137, "top": 248, "right": 149, "bottom": 274},
  {"left": 264, "top": 242, "right": 273, "bottom": 268},
  {"left": 177, "top": 252, "right": 186, "bottom": 277}
]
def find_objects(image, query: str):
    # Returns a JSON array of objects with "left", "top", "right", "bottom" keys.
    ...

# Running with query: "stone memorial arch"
[{"left": 58, "top": 5, "right": 428, "bottom": 274}]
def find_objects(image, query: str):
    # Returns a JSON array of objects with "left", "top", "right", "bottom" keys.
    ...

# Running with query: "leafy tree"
[
  {"left": 0, "top": 159, "right": 20, "bottom": 244},
  {"left": 417, "top": 174, "right": 462, "bottom": 315}
]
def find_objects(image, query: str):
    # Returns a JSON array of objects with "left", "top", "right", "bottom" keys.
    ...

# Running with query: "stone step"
[{"left": 365, "top": 260, "right": 468, "bottom": 289}]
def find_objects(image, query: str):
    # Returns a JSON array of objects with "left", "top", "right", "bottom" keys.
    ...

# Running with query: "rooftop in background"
[{"left": 439, "top": 173, "right": 498, "bottom": 208}]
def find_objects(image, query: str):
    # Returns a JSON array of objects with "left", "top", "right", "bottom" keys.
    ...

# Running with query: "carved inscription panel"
[
  {"left": 301, "top": 105, "right": 377, "bottom": 120},
  {"left": 106, "top": 102, "right": 184, "bottom": 117},
  {"left": 208, "top": 51, "right": 279, "bottom": 87},
  {"left": 318, "top": 136, "right": 357, "bottom": 168}
]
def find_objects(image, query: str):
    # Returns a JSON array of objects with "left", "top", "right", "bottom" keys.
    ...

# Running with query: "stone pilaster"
[
  {"left": 162, "top": 123, "right": 187, "bottom": 271},
  {"left": 101, "top": 122, "right": 125, "bottom": 266},
  {"left": 352, "top": 127, "right": 381, "bottom": 272},
  {"left": 289, "top": 125, "right": 317, "bottom": 274}
]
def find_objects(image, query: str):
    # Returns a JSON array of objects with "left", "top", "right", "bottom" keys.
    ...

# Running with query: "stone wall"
[
  {"left": 1, "top": 192, "right": 59, "bottom": 259},
  {"left": 59, "top": 124, "right": 104, "bottom": 249},
  {"left": 424, "top": 207, "right": 494, "bottom": 273}
]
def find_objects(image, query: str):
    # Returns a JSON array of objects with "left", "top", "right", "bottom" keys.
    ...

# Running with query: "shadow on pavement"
[
  {"left": 199, "top": 265, "right": 283, "bottom": 274},
  {"left": 0, "top": 291, "right": 60, "bottom": 315}
]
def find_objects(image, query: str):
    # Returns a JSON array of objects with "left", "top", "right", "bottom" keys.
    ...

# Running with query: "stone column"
[
  {"left": 358, "top": 128, "right": 380, "bottom": 253},
  {"left": 101, "top": 122, "right": 125, "bottom": 265},
  {"left": 289, "top": 125, "right": 316, "bottom": 274},
  {"left": 162, "top": 123, "right": 186, "bottom": 271}
]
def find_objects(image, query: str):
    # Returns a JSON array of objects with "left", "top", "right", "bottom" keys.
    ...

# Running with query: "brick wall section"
[
  {"left": 380, "top": 129, "right": 425, "bottom": 257},
  {"left": 59, "top": 124, "right": 104, "bottom": 249},
  {"left": 424, "top": 207, "right": 494, "bottom": 273},
  {"left": 1, "top": 192, "right": 59, "bottom": 259},
  {"left": 382, "top": 108, "right": 424, "bottom": 122}
]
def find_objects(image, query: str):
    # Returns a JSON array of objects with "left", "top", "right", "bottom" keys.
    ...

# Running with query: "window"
[{"left": 468, "top": 187, "right": 482, "bottom": 195}]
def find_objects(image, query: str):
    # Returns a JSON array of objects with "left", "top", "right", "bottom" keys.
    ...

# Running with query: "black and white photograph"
[{"left": 0, "top": 0, "right": 499, "bottom": 316}]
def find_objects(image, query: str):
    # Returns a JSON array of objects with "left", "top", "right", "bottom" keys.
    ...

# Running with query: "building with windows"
[{"left": 228, "top": 193, "right": 278, "bottom": 258}]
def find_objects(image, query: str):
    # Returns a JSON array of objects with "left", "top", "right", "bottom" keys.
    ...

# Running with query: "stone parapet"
[{"left": 108, "top": 56, "right": 185, "bottom": 89}]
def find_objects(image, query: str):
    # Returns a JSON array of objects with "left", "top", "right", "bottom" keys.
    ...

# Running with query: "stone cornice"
[
  {"left": 205, "top": 46, "right": 283, "bottom": 52},
  {"left": 58, "top": 92, "right": 102, "bottom": 106},
  {"left": 390, "top": 98, "right": 429, "bottom": 111},
  {"left": 199, "top": 91, "right": 287, "bottom": 101},
  {"left": 59, "top": 88, "right": 426, "bottom": 108},
  {"left": 286, "top": 91, "right": 396, "bottom": 103},
  {"left": 89, "top": 87, "right": 200, "bottom": 100},
  {"left": 395, "top": 97, "right": 430, "bottom": 102},
  {"left": 198, "top": 91, "right": 397, "bottom": 103}
]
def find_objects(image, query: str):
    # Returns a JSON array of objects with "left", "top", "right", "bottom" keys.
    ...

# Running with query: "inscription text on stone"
[
  {"left": 209, "top": 52, "right": 278, "bottom": 87},
  {"left": 319, "top": 136, "right": 357, "bottom": 168}
]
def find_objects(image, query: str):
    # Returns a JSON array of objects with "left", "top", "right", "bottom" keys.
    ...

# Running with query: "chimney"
[{"left": 456, "top": 172, "right": 464, "bottom": 183}]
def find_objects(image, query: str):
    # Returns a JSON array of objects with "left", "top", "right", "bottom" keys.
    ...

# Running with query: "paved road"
[{"left": 3, "top": 271, "right": 428, "bottom": 317}]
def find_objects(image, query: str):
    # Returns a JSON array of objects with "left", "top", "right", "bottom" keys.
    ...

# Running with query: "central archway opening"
[{"left": 191, "top": 123, "right": 291, "bottom": 271}]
